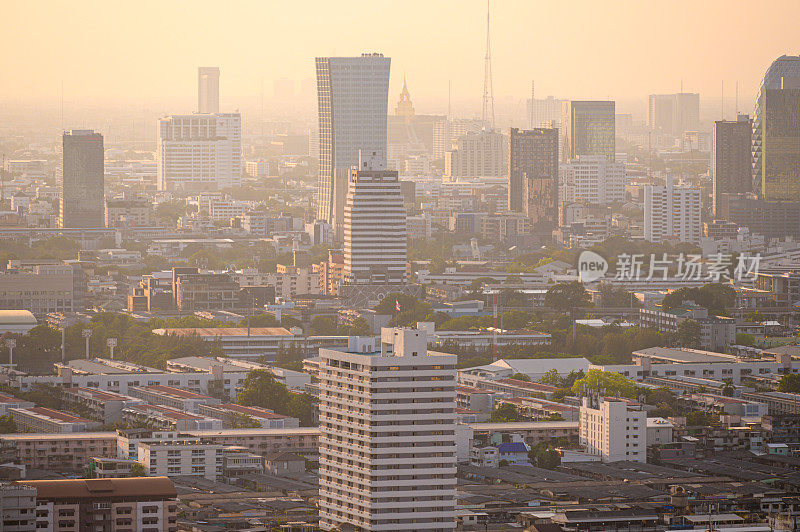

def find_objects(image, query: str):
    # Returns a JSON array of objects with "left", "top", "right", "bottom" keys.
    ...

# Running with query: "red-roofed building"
[
  {"left": 8, "top": 407, "right": 102, "bottom": 434},
  {"left": 197, "top": 403, "right": 300, "bottom": 429},
  {"left": 122, "top": 404, "right": 222, "bottom": 431},
  {"left": 127, "top": 384, "right": 221, "bottom": 413}
]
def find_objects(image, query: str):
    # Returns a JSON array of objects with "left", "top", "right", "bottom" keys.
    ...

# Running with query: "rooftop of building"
[
  {"left": 58, "top": 358, "right": 161, "bottom": 375},
  {"left": 208, "top": 403, "right": 288, "bottom": 419},
  {"left": 633, "top": 346, "right": 738, "bottom": 364},
  {"left": 183, "top": 427, "right": 319, "bottom": 437},
  {"left": 465, "top": 357, "right": 590, "bottom": 376},
  {"left": 468, "top": 421, "right": 579, "bottom": 431},
  {"left": 494, "top": 378, "right": 559, "bottom": 392},
  {"left": 153, "top": 327, "right": 293, "bottom": 337},
  {"left": 134, "top": 384, "right": 214, "bottom": 400},
  {"left": 0, "top": 310, "right": 36, "bottom": 325},
  {"left": 64, "top": 387, "right": 138, "bottom": 402},
  {"left": 12, "top": 407, "right": 94, "bottom": 424},
  {"left": 0, "top": 392, "right": 30, "bottom": 404},
  {"left": 126, "top": 404, "right": 206, "bottom": 421},
  {"left": 0, "top": 432, "right": 116, "bottom": 441},
  {"left": 15, "top": 476, "right": 176, "bottom": 500}
]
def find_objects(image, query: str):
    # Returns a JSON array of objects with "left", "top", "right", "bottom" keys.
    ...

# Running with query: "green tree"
[
  {"left": 236, "top": 370, "right": 317, "bottom": 426},
  {"left": 231, "top": 413, "right": 262, "bottom": 428},
  {"left": 735, "top": 333, "right": 756, "bottom": 346},
  {"left": 674, "top": 320, "right": 701, "bottom": 348},
  {"left": 286, "top": 393, "right": 317, "bottom": 426},
  {"left": 237, "top": 370, "right": 291, "bottom": 411},
  {"left": 374, "top": 294, "right": 433, "bottom": 327},
  {"left": 538, "top": 368, "right": 563, "bottom": 387},
  {"left": 571, "top": 369, "right": 639, "bottom": 398},
  {"left": 545, "top": 282, "right": 591, "bottom": 312},
  {"left": 310, "top": 316, "right": 338, "bottom": 335},
  {"left": 510, "top": 373, "right": 531, "bottom": 382},
  {"left": 529, "top": 445, "right": 561, "bottom": 469},
  {"left": 129, "top": 463, "right": 147, "bottom": 477},
  {"left": 339, "top": 317, "right": 371, "bottom": 336},
  {"left": 686, "top": 410, "right": 719, "bottom": 427},
  {"left": 0, "top": 415, "right": 17, "bottom": 433},
  {"left": 778, "top": 374, "right": 800, "bottom": 393},
  {"left": 242, "top": 314, "right": 281, "bottom": 328},
  {"left": 274, "top": 344, "right": 305, "bottom": 372},
  {"left": 489, "top": 403, "right": 524, "bottom": 422},
  {"left": 598, "top": 283, "right": 639, "bottom": 308}
]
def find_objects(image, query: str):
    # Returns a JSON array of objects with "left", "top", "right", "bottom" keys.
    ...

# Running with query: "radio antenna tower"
[{"left": 481, "top": 0, "right": 495, "bottom": 129}]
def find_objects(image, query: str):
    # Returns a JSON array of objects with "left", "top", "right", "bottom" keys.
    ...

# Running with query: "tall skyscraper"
[
  {"left": 561, "top": 101, "right": 615, "bottom": 163},
  {"left": 759, "top": 89, "right": 800, "bottom": 202},
  {"left": 318, "top": 328, "right": 457, "bottom": 531},
  {"left": 648, "top": 93, "right": 700, "bottom": 135},
  {"left": 644, "top": 175, "right": 701, "bottom": 244},
  {"left": 315, "top": 54, "right": 391, "bottom": 237},
  {"left": 157, "top": 113, "right": 242, "bottom": 191},
  {"left": 444, "top": 130, "right": 506, "bottom": 178},
  {"left": 343, "top": 151, "right": 407, "bottom": 285},
  {"left": 527, "top": 95, "right": 563, "bottom": 129},
  {"left": 198, "top": 67, "right": 220, "bottom": 114},
  {"left": 508, "top": 128, "right": 559, "bottom": 236},
  {"left": 752, "top": 55, "right": 800, "bottom": 191},
  {"left": 712, "top": 115, "right": 753, "bottom": 216},
  {"left": 60, "top": 130, "right": 104, "bottom": 228}
]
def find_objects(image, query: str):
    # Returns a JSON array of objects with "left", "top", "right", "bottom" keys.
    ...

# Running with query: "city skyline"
[{"left": 1, "top": 1, "right": 798, "bottom": 114}]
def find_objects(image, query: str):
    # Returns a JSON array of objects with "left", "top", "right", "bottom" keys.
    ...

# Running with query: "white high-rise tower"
[
  {"left": 343, "top": 150, "right": 407, "bottom": 285},
  {"left": 198, "top": 67, "right": 220, "bottom": 114},
  {"left": 318, "top": 328, "right": 457, "bottom": 531}
]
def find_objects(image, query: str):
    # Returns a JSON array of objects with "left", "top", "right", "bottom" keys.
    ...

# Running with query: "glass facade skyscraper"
[
  {"left": 561, "top": 101, "right": 615, "bottom": 163},
  {"left": 760, "top": 89, "right": 800, "bottom": 201},
  {"left": 752, "top": 55, "right": 800, "bottom": 194},
  {"left": 60, "top": 130, "right": 104, "bottom": 228},
  {"left": 315, "top": 54, "right": 391, "bottom": 237}
]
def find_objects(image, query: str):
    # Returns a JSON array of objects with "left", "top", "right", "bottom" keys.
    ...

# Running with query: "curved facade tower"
[{"left": 752, "top": 54, "right": 800, "bottom": 193}]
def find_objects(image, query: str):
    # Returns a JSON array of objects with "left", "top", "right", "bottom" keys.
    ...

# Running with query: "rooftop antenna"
[
  {"left": 481, "top": 0, "right": 495, "bottom": 129},
  {"left": 448, "top": 80, "right": 451, "bottom": 119},
  {"left": 721, "top": 80, "right": 724, "bottom": 120},
  {"left": 60, "top": 80, "right": 64, "bottom": 131},
  {"left": 735, "top": 81, "right": 739, "bottom": 116}
]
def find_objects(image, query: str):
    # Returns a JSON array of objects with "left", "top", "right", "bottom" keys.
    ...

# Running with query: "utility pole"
[
  {"left": 5, "top": 339, "right": 15, "bottom": 370},
  {"left": 106, "top": 338, "right": 117, "bottom": 360},
  {"left": 82, "top": 329, "right": 92, "bottom": 359},
  {"left": 61, "top": 328, "right": 66, "bottom": 362}
]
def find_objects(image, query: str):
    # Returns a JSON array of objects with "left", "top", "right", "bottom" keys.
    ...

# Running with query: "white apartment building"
[
  {"left": 208, "top": 198, "right": 251, "bottom": 221},
  {"left": 246, "top": 160, "right": 270, "bottom": 178},
  {"left": 272, "top": 264, "right": 320, "bottom": 297},
  {"left": 579, "top": 397, "right": 646, "bottom": 463},
  {"left": 318, "top": 329, "right": 457, "bottom": 531},
  {"left": 157, "top": 113, "right": 242, "bottom": 191},
  {"left": 0, "top": 484, "right": 36, "bottom": 531},
  {"left": 343, "top": 151, "right": 407, "bottom": 285},
  {"left": 560, "top": 155, "right": 625, "bottom": 205},
  {"left": 445, "top": 130, "right": 506, "bottom": 178},
  {"left": 644, "top": 175, "right": 702, "bottom": 244},
  {"left": 137, "top": 438, "right": 223, "bottom": 481}
]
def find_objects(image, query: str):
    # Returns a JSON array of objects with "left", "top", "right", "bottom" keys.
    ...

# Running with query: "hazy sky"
[{"left": 2, "top": 0, "right": 798, "bottom": 114}]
